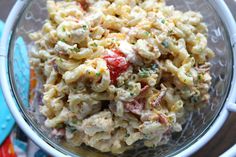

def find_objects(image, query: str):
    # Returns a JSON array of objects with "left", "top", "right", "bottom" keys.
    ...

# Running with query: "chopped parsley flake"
[
  {"left": 168, "top": 30, "right": 174, "bottom": 35},
  {"left": 151, "top": 64, "right": 158, "bottom": 71},
  {"left": 60, "top": 39, "right": 66, "bottom": 43},
  {"left": 198, "top": 74, "right": 203, "bottom": 80},
  {"left": 199, "top": 48, "right": 204, "bottom": 53},
  {"left": 62, "top": 27, "right": 66, "bottom": 32},
  {"left": 55, "top": 123, "right": 64, "bottom": 129},
  {"left": 71, "top": 47, "right": 80, "bottom": 52},
  {"left": 138, "top": 68, "right": 150, "bottom": 78},
  {"left": 186, "top": 73, "right": 192, "bottom": 77},
  {"left": 91, "top": 43, "right": 98, "bottom": 47},
  {"left": 161, "top": 19, "right": 165, "bottom": 24},
  {"left": 130, "top": 93, "right": 134, "bottom": 96},
  {"left": 96, "top": 72, "right": 101, "bottom": 76},
  {"left": 191, "top": 96, "right": 200, "bottom": 103},
  {"left": 71, "top": 119, "right": 77, "bottom": 124},
  {"left": 82, "top": 25, "right": 87, "bottom": 30},
  {"left": 145, "top": 31, "right": 150, "bottom": 36},
  {"left": 161, "top": 40, "right": 169, "bottom": 48},
  {"left": 86, "top": 70, "right": 91, "bottom": 74},
  {"left": 67, "top": 125, "right": 77, "bottom": 133}
]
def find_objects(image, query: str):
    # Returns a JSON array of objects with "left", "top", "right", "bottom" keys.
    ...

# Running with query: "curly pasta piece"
[
  {"left": 63, "top": 58, "right": 111, "bottom": 92},
  {"left": 57, "top": 21, "right": 89, "bottom": 44},
  {"left": 177, "top": 58, "right": 195, "bottom": 86},
  {"left": 136, "top": 39, "right": 160, "bottom": 60},
  {"left": 55, "top": 41, "right": 93, "bottom": 60},
  {"left": 45, "top": 107, "right": 72, "bottom": 128}
]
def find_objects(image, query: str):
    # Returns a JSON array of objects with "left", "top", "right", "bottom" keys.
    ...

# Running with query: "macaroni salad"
[{"left": 29, "top": 0, "right": 214, "bottom": 154}]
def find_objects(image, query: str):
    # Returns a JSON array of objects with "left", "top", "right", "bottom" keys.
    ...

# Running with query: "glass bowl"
[{"left": 1, "top": 0, "right": 236, "bottom": 157}]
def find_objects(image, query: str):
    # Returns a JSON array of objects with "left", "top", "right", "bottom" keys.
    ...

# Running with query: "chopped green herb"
[
  {"left": 49, "top": 17, "right": 54, "bottom": 22},
  {"left": 86, "top": 70, "right": 91, "bottom": 74},
  {"left": 151, "top": 64, "right": 158, "bottom": 71},
  {"left": 186, "top": 72, "right": 192, "bottom": 77},
  {"left": 161, "top": 40, "right": 169, "bottom": 48},
  {"left": 198, "top": 75, "right": 201, "bottom": 80},
  {"left": 71, "top": 47, "right": 80, "bottom": 52},
  {"left": 168, "top": 30, "right": 174, "bottom": 35},
  {"left": 145, "top": 31, "right": 150, "bottom": 36},
  {"left": 144, "top": 134, "right": 149, "bottom": 139},
  {"left": 138, "top": 68, "right": 150, "bottom": 78},
  {"left": 59, "top": 58, "right": 63, "bottom": 62},
  {"left": 67, "top": 126, "right": 77, "bottom": 133},
  {"left": 82, "top": 25, "right": 87, "bottom": 30},
  {"left": 199, "top": 48, "right": 204, "bottom": 53},
  {"left": 62, "top": 27, "right": 66, "bottom": 32},
  {"left": 198, "top": 74, "right": 203, "bottom": 80},
  {"left": 91, "top": 42, "right": 98, "bottom": 47},
  {"left": 191, "top": 96, "right": 200, "bottom": 104},
  {"left": 60, "top": 39, "right": 66, "bottom": 43},
  {"left": 71, "top": 119, "right": 77, "bottom": 124},
  {"left": 55, "top": 123, "right": 64, "bottom": 129},
  {"left": 181, "top": 87, "right": 190, "bottom": 95},
  {"left": 161, "top": 19, "right": 165, "bottom": 24},
  {"left": 130, "top": 93, "right": 134, "bottom": 96},
  {"left": 96, "top": 72, "right": 101, "bottom": 76}
]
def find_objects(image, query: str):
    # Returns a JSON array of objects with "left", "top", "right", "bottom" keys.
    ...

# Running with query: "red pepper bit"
[{"left": 103, "top": 49, "right": 129, "bottom": 84}]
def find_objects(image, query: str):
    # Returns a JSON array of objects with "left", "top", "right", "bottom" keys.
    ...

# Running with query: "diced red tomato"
[{"left": 103, "top": 49, "right": 129, "bottom": 84}]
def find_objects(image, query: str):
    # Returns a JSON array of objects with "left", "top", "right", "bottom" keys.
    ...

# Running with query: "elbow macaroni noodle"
[{"left": 30, "top": 0, "right": 215, "bottom": 154}]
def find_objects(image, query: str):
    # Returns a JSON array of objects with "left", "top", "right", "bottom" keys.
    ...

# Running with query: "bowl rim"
[{"left": 1, "top": 0, "right": 236, "bottom": 157}]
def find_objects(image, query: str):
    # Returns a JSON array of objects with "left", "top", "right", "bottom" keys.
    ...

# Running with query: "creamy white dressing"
[{"left": 119, "top": 40, "right": 143, "bottom": 65}]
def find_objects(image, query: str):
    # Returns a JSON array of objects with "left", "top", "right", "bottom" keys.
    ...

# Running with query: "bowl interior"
[{"left": 8, "top": 0, "right": 233, "bottom": 156}]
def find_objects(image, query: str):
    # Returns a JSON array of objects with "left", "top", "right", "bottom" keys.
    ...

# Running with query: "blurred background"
[{"left": 0, "top": 0, "right": 235, "bottom": 157}]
